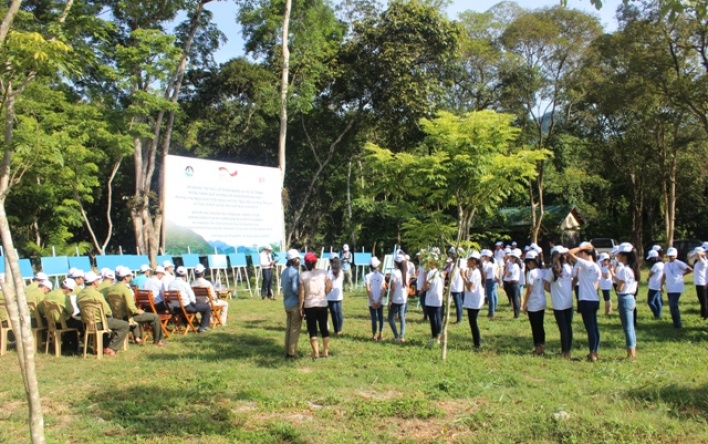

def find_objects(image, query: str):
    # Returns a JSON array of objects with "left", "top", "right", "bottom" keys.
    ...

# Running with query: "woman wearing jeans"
[
  {"left": 522, "top": 250, "right": 546, "bottom": 356},
  {"left": 423, "top": 253, "right": 444, "bottom": 345},
  {"left": 326, "top": 253, "right": 345, "bottom": 336},
  {"left": 365, "top": 257, "right": 385, "bottom": 341},
  {"left": 661, "top": 247, "right": 692, "bottom": 329},
  {"left": 568, "top": 242, "right": 602, "bottom": 362},
  {"left": 481, "top": 250, "right": 499, "bottom": 319},
  {"left": 462, "top": 252, "right": 485, "bottom": 349},
  {"left": 611, "top": 243, "right": 640, "bottom": 360},
  {"left": 503, "top": 252, "right": 522, "bottom": 318},
  {"left": 645, "top": 250, "right": 665, "bottom": 319},
  {"left": 544, "top": 246, "right": 574, "bottom": 359},
  {"left": 387, "top": 255, "right": 408, "bottom": 342}
]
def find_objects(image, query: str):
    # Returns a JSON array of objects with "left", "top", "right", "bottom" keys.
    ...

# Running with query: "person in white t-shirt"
[
  {"left": 645, "top": 250, "right": 664, "bottom": 319},
  {"left": 691, "top": 247, "right": 707, "bottom": 319},
  {"left": 415, "top": 250, "right": 428, "bottom": 322},
  {"left": 481, "top": 250, "right": 499, "bottom": 319},
  {"left": 503, "top": 251, "right": 522, "bottom": 319},
  {"left": 387, "top": 254, "right": 408, "bottom": 342},
  {"left": 661, "top": 247, "right": 693, "bottom": 329},
  {"left": 544, "top": 246, "right": 574, "bottom": 359},
  {"left": 365, "top": 257, "right": 386, "bottom": 342},
  {"left": 423, "top": 255, "right": 444, "bottom": 345},
  {"left": 462, "top": 252, "right": 485, "bottom": 349},
  {"left": 611, "top": 243, "right": 640, "bottom": 360},
  {"left": 326, "top": 253, "right": 345, "bottom": 336},
  {"left": 598, "top": 253, "right": 614, "bottom": 316},
  {"left": 446, "top": 247, "right": 465, "bottom": 324},
  {"left": 522, "top": 250, "right": 546, "bottom": 356},
  {"left": 568, "top": 242, "right": 602, "bottom": 362}
]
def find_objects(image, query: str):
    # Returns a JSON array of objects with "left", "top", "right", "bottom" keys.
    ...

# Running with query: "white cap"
[
  {"left": 579, "top": 241, "right": 593, "bottom": 250},
  {"left": 524, "top": 250, "right": 538, "bottom": 260},
  {"left": 480, "top": 249, "right": 493, "bottom": 258},
  {"left": 194, "top": 263, "right": 206, "bottom": 273},
  {"left": 370, "top": 257, "right": 380, "bottom": 268},
  {"left": 448, "top": 246, "right": 457, "bottom": 255},
  {"left": 139, "top": 264, "right": 151, "bottom": 273},
  {"left": 510, "top": 250, "right": 522, "bottom": 259},
  {"left": 524, "top": 246, "right": 530, "bottom": 252},
  {"left": 702, "top": 242, "right": 708, "bottom": 250},
  {"left": 653, "top": 245, "right": 663, "bottom": 251},
  {"left": 495, "top": 241, "right": 503, "bottom": 246},
  {"left": 99, "top": 267, "right": 111, "bottom": 276},
  {"left": 39, "top": 280, "right": 53, "bottom": 290},
  {"left": 343, "top": 244, "right": 349, "bottom": 251},
  {"left": 599, "top": 253, "right": 610, "bottom": 261},
  {"left": 330, "top": 252, "right": 339, "bottom": 260},
  {"left": 34, "top": 272, "right": 48, "bottom": 281},
  {"left": 504, "top": 247, "right": 511, "bottom": 254},
  {"left": 286, "top": 249, "right": 300, "bottom": 260},
  {"left": 84, "top": 271, "right": 99, "bottom": 284},
  {"left": 468, "top": 251, "right": 481, "bottom": 261},
  {"left": 646, "top": 250, "right": 659, "bottom": 260},
  {"left": 618, "top": 243, "right": 634, "bottom": 254},
  {"left": 532, "top": 244, "right": 542, "bottom": 254},
  {"left": 175, "top": 266, "right": 188, "bottom": 276},
  {"left": 263, "top": 245, "right": 272, "bottom": 251},
  {"left": 611, "top": 246, "right": 619, "bottom": 256},
  {"left": 162, "top": 260, "right": 175, "bottom": 269},
  {"left": 115, "top": 266, "right": 132, "bottom": 278},
  {"left": 102, "top": 269, "right": 115, "bottom": 280},
  {"left": 61, "top": 278, "right": 76, "bottom": 290},
  {"left": 551, "top": 246, "right": 568, "bottom": 255},
  {"left": 68, "top": 267, "right": 84, "bottom": 279},
  {"left": 154, "top": 266, "right": 166, "bottom": 274},
  {"left": 694, "top": 247, "right": 705, "bottom": 255},
  {"left": 666, "top": 247, "right": 678, "bottom": 257}
]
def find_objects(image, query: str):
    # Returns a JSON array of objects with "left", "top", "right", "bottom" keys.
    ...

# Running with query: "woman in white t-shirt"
[
  {"left": 365, "top": 257, "right": 386, "bottom": 342},
  {"left": 423, "top": 255, "right": 444, "bottom": 345},
  {"left": 462, "top": 252, "right": 485, "bottom": 349},
  {"left": 388, "top": 255, "right": 409, "bottom": 342},
  {"left": 503, "top": 252, "right": 522, "bottom": 319},
  {"left": 598, "top": 253, "right": 614, "bottom": 316},
  {"left": 692, "top": 247, "right": 707, "bottom": 319},
  {"left": 522, "top": 251, "right": 546, "bottom": 356},
  {"left": 611, "top": 243, "right": 640, "bottom": 360},
  {"left": 544, "top": 246, "right": 574, "bottom": 358},
  {"left": 645, "top": 249, "right": 664, "bottom": 319},
  {"left": 661, "top": 247, "right": 693, "bottom": 329},
  {"left": 416, "top": 252, "right": 428, "bottom": 322},
  {"left": 568, "top": 242, "right": 602, "bottom": 362},
  {"left": 326, "top": 253, "right": 345, "bottom": 336},
  {"left": 481, "top": 250, "right": 499, "bottom": 319}
]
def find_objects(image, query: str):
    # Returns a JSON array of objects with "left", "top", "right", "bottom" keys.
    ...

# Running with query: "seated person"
[
  {"left": 77, "top": 271, "right": 129, "bottom": 356},
  {"left": 26, "top": 272, "right": 49, "bottom": 292},
  {"left": 96, "top": 268, "right": 115, "bottom": 293},
  {"left": 142, "top": 266, "right": 168, "bottom": 312},
  {"left": 168, "top": 266, "right": 211, "bottom": 332},
  {"left": 132, "top": 264, "right": 151, "bottom": 289},
  {"left": 26, "top": 280, "right": 52, "bottom": 325},
  {"left": 191, "top": 264, "right": 228, "bottom": 326},
  {"left": 40, "top": 278, "right": 83, "bottom": 352}
]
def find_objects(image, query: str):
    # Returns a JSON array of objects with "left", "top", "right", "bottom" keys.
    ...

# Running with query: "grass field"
[{"left": 1, "top": 282, "right": 708, "bottom": 443}]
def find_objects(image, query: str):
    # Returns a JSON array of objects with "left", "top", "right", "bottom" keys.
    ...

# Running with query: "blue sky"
[{"left": 204, "top": 0, "right": 623, "bottom": 63}]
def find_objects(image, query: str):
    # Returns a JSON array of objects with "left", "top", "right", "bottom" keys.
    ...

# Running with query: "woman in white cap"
[
  {"left": 327, "top": 252, "right": 345, "bottom": 336},
  {"left": 446, "top": 247, "right": 464, "bottom": 324},
  {"left": 568, "top": 242, "right": 602, "bottom": 362},
  {"left": 340, "top": 244, "right": 354, "bottom": 291},
  {"left": 610, "top": 243, "right": 640, "bottom": 359},
  {"left": 661, "top": 247, "right": 692, "bottom": 328},
  {"left": 462, "top": 252, "right": 485, "bottom": 349},
  {"left": 387, "top": 254, "right": 408, "bottom": 342},
  {"left": 544, "top": 246, "right": 574, "bottom": 358},
  {"left": 503, "top": 251, "right": 522, "bottom": 319},
  {"left": 480, "top": 250, "right": 499, "bottom": 319},
  {"left": 692, "top": 247, "right": 707, "bottom": 319},
  {"left": 598, "top": 253, "right": 614, "bottom": 316},
  {"left": 260, "top": 246, "right": 276, "bottom": 300},
  {"left": 281, "top": 249, "right": 302, "bottom": 359},
  {"left": 366, "top": 257, "right": 386, "bottom": 341},
  {"left": 522, "top": 250, "right": 546, "bottom": 355},
  {"left": 646, "top": 249, "right": 664, "bottom": 319},
  {"left": 415, "top": 250, "right": 428, "bottom": 322},
  {"left": 423, "top": 252, "right": 444, "bottom": 345}
]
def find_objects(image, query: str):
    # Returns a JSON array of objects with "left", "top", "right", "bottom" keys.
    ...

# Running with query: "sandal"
[{"left": 103, "top": 348, "right": 116, "bottom": 356}]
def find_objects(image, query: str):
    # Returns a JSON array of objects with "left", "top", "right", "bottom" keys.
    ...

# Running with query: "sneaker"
[{"left": 197, "top": 328, "right": 209, "bottom": 333}]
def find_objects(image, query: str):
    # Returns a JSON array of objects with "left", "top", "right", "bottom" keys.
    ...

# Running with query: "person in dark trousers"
[{"left": 260, "top": 245, "right": 276, "bottom": 300}]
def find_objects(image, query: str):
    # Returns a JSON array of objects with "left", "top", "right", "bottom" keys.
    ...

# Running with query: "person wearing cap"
[
  {"left": 298, "top": 252, "right": 333, "bottom": 359},
  {"left": 387, "top": 254, "right": 409, "bottom": 343},
  {"left": 132, "top": 264, "right": 151, "bottom": 289},
  {"left": 26, "top": 280, "right": 52, "bottom": 320},
  {"left": 462, "top": 252, "right": 485, "bottom": 349},
  {"left": 107, "top": 267, "right": 166, "bottom": 347},
  {"left": 503, "top": 251, "right": 522, "bottom": 319},
  {"left": 260, "top": 246, "right": 276, "bottom": 300},
  {"left": 568, "top": 242, "right": 602, "bottom": 361},
  {"left": 544, "top": 246, "right": 574, "bottom": 359},
  {"left": 493, "top": 242, "right": 506, "bottom": 265},
  {"left": 522, "top": 251, "right": 546, "bottom": 356},
  {"left": 77, "top": 272, "right": 130, "bottom": 356},
  {"left": 40, "top": 278, "right": 84, "bottom": 353},
  {"left": 168, "top": 266, "right": 211, "bottom": 332},
  {"left": 446, "top": 247, "right": 465, "bottom": 325},
  {"left": 25, "top": 272, "right": 49, "bottom": 292},
  {"left": 692, "top": 247, "right": 707, "bottom": 319},
  {"left": 142, "top": 266, "right": 168, "bottom": 312},
  {"left": 415, "top": 251, "right": 428, "bottom": 322},
  {"left": 423, "top": 252, "right": 444, "bottom": 345},
  {"left": 480, "top": 250, "right": 499, "bottom": 319},
  {"left": 598, "top": 253, "right": 614, "bottom": 316},
  {"left": 340, "top": 244, "right": 354, "bottom": 291},
  {"left": 281, "top": 249, "right": 303, "bottom": 358},
  {"left": 162, "top": 261, "right": 176, "bottom": 288},
  {"left": 192, "top": 264, "right": 229, "bottom": 327},
  {"left": 96, "top": 268, "right": 116, "bottom": 293},
  {"left": 661, "top": 247, "right": 692, "bottom": 328},
  {"left": 645, "top": 249, "right": 665, "bottom": 319},
  {"left": 610, "top": 243, "right": 640, "bottom": 360},
  {"left": 366, "top": 257, "right": 386, "bottom": 342},
  {"left": 326, "top": 253, "right": 345, "bottom": 336}
]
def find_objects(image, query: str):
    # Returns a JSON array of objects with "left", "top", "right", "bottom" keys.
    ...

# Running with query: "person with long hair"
[
  {"left": 692, "top": 247, "right": 707, "bottom": 319},
  {"left": 462, "top": 252, "right": 485, "bottom": 349},
  {"left": 299, "top": 252, "right": 333, "bottom": 359},
  {"left": 446, "top": 247, "right": 465, "bottom": 324},
  {"left": 281, "top": 249, "right": 302, "bottom": 359},
  {"left": 423, "top": 252, "right": 444, "bottom": 345},
  {"left": 416, "top": 250, "right": 428, "bottom": 321},
  {"left": 522, "top": 250, "right": 546, "bottom": 356},
  {"left": 661, "top": 247, "right": 693, "bottom": 329},
  {"left": 598, "top": 253, "right": 613, "bottom": 316},
  {"left": 365, "top": 257, "right": 385, "bottom": 341},
  {"left": 388, "top": 254, "right": 408, "bottom": 342},
  {"left": 610, "top": 243, "right": 640, "bottom": 360},
  {"left": 645, "top": 249, "right": 664, "bottom": 319},
  {"left": 481, "top": 250, "right": 499, "bottom": 319},
  {"left": 544, "top": 246, "right": 574, "bottom": 359},
  {"left": 326, "top": 253, "right": 345, "bottom": 336},
  {"left": 568, "top": 242, "right": 602, "bottom": 362},
  {"left": 503, "top": 251, "right": 522, "bottom": 319}
]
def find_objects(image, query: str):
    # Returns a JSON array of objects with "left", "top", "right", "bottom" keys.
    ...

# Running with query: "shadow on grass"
[
  {"left": 81, "top": 384, "right": 308, "bottom": 442},
  {"left": 626, "top": 383, "right": 708, "bottom": 422}
]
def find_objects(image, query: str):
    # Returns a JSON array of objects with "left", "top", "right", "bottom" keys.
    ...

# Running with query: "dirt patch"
[
  {"left": 354, "top": 389, "right": 402, "bottom": 401},
  {"left": 388, "top": 398, "right": 486, "bottom": 443}
]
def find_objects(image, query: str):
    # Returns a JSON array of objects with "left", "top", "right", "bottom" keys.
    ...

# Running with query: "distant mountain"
[
  {"left": 165, "top": 223, "right": 212, "bottom": 255},
  {"left": 208, "top": 240, "right": 236, "bottom": 255}
]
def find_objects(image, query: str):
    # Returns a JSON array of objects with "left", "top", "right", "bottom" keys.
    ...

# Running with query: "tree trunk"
[
  {"left": 0, "top": 0, "right": 22, "bottom": 45},
  {"left": 278, "top": 0, "right": 292, "bottom": 184},
  {"left": 346, "top": 159, "right": 355, "bottom": 247},
  {"left": 530, "top": 164, "right": 545, "bottom": 244}
]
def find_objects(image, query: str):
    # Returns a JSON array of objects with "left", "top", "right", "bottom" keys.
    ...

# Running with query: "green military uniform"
[
  {"left": 25, "top": 287, "right": 46, "bottom": 314},
  {"left": 25, "top": 281, "right": 39, "bottom": 292},
  {"left": 77, "top": 286, "right": 130, "bottom": 352},
  {"left": 105, "top": 282, "right": 163, "bottom": 342},
  {"left": 0, "top": 291, "right": 6, "bottom": 324},
  {"left": 96, "top": 280, "right": 113, "bottom": 294},
  {"left": 40, "top": 289, "right": 73, "bottom": 323}
]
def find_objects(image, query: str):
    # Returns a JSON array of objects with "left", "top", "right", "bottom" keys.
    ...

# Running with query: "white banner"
[{"left": 163, "top": 155, "right": 283, "bottom": 255}]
